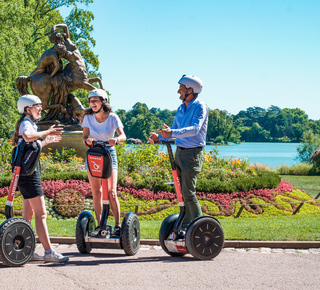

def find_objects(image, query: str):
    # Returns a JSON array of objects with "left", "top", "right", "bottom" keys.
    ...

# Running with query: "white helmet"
[
  {"left": 178, "top": 75, "right": 203, "bottom": 94},
  {"left": 88, "top": 89, "right": 108, "bottom": 102},
  {"left": 17, "top": 95, "right": 42, "bottom": 113}
]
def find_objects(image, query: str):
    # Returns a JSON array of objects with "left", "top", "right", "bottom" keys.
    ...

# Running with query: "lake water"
[{"left": 158, "top": 142, "right": 300, "bottom": 168}]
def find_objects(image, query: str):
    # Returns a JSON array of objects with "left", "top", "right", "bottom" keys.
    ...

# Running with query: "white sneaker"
[
  {"left": 30, "top": 252, "right": 44, "bottom": 261},
  {"left": 44, "top": 250, "right": 69, "bottom": 263}
]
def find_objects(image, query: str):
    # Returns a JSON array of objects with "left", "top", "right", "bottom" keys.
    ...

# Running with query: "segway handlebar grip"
[
  {"left": 5, "top": 205, "right": 13, "bottom": 219},
  {"left": 155, "top": 140, "right": 175, "bottom": 145},
  {"left": 92, "top": 140, "right": 119, "bottom": 147}
]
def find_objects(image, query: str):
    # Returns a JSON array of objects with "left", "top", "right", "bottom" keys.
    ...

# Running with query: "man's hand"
[
  {"left": 157, "top": 123, "right": 172, "bottom": 138},
  {"left": 148, "top": 132, "right": 159, "bottom": 144}
]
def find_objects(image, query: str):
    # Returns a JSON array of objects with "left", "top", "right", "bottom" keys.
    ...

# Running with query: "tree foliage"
[
  {"left": 297, "top": 130, "right": 320, "bottom": 164},
  {"left": 116, "top": 103, "right": 320, "bottom": 144},
  {"left": 0, "top": 0, "right": 97, "bottom": 138},
  {"left": 233, "top": 106, "right": 317, "bottom": 143}
]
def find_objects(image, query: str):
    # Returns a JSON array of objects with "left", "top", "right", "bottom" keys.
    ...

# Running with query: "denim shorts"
[{"left": 85, "top": 146, "right": 118, "bottom": 170}]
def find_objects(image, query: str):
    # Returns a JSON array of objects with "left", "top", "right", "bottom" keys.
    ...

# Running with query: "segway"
[
  {"left": 0, "top": 141, "right": 36, "bottom": 266},
  {"left": 157, "top": 141, "right": 224, "bottom": 260},
  {"left": 76, "top": 141, "right": 140, "bottom": 256}
]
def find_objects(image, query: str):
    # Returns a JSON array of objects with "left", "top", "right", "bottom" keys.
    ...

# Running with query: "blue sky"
[{"left": 60, "top": 0, "right": 320, "bottom": 120}]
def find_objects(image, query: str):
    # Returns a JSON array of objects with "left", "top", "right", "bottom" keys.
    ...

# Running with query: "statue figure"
[
  {"left": 16, "top": 24, "right": 104, "bottom": 130},
  {"left": 30, "top": 33, "right": 66, "bottom": 78}
]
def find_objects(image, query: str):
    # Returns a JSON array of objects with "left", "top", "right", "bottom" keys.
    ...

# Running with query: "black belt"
[{"left": 177, "top": 146, "right": 203, "bottom": 150}]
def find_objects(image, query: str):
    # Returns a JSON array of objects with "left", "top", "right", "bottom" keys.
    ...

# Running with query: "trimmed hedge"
[
  {"left": 0, "top": 170, "right": 280, "bottom": 195},
  {"left": 0, "top": 170, "right": 88, "bottom": 188},
  {"left": 42, "top": 171, "right": 88, "bottom": 182},
  {"left": 196, "top": 171, "right": 281, "bottom": 194},
  {"left": 0, "top": 176, "right": 12, "bottom": 188}
]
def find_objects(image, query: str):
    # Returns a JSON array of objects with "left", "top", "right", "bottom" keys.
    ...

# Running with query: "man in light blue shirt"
[{"left": 149, "top": 75, "right": 208, "bottom": 230}]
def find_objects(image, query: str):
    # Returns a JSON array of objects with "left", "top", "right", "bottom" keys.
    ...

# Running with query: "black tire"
[
  {"left": 0, "top": 218, "right": 35, "bottom": 267},
  {"left": 159, "top": 214, "right": 186, "bottom": 257},
  {"left": 121, "top": 212, "right": 140, "bottom": 256},
  {"left": 76, "top": 211, "right": 95, "bottom": 254},
  {"left": 186, "top": 216, "right": 224, "bottom": 260}
]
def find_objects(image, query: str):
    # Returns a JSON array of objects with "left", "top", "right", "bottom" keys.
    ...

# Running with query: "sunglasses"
[{"left": 32, "top": 104, "right": 42, "bottom": 109}]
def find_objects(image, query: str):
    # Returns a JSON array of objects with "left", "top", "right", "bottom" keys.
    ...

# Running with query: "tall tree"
[{"left": 207, "top": 109, "right": 236, "bottom": 144}]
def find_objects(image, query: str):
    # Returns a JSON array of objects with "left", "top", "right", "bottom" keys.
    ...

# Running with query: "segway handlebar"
[
  {"left": 92, "top": 140, "right": 109, "bottom": 147},
  {"left": 155, "top": 140, "right": 175, "bottom": 145},
  {"left": 154, "top": 140, "right": 185, "bottom": 231},
  {"left": 91, "top": 140, "right": 120, "bottom": 147},
  {"left": 6, "top": 141, "right": 26, "bottom": 219},
  {"left": 154, "top": 140, "right": 176, "bottom": 169}
]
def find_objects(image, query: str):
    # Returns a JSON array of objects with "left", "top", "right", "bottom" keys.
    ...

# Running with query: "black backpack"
[{"left": 11, "top": 139, "right": 42, "bottom": 176}]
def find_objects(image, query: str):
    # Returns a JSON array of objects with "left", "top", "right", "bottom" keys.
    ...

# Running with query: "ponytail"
[{"left": 12, "top": 114, "right": 26, "bottom": 147}]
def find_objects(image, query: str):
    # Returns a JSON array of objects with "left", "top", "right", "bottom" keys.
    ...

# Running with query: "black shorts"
[{"left": 17, "top": 164, "right": 44, "bottom": 199}]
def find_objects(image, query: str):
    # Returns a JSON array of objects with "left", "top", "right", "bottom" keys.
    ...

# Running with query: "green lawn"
[
  {"left": 280, "top": 175, "right": 320, "bottom": 198},
  {"left": 1, "top": 213, "right": 319, "bottom": 241}
]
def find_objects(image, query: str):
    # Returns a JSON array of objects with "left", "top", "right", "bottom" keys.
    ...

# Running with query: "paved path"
[{"left": 1, "top": 244, "right": 320, "bottom": 290}]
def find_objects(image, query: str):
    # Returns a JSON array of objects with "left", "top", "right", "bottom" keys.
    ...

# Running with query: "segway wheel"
[
  {"left": 76, "top": 211, "right": 95, "bottom": 254},
  {"left": 0, "top": 218, "right": 35, "bottom": 267},
  {"left": 159, "top": 214, "right": 186, "bottom": 257},
  {"left": 121, "top": 212, "right": 140, "bottom": 256},
  {"left": 186, "top": 216, "right": 224, "bottom": 260}
]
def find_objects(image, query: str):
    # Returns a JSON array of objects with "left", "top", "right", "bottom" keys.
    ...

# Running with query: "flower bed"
[
  {"left": 1, "top": 179, "right": 320, "bottom": 219},
  {"left": 197, "top": 179, "right": 293, "bottom": 206},
  {"left": 42, "top": 179, "right": 92, "bottom": 198}
]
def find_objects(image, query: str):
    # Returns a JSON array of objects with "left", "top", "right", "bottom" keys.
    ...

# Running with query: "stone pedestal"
[{"left": 41, "top": 130, "right": 87, "bottom": 160}]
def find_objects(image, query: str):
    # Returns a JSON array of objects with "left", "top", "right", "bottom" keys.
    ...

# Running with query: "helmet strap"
[
  {"left": 92, "top": 97, "right": 106, "bottom": 114},
  {"left": 93, "top": 103, "right": 107, "bottom": 114},
  {"left": 183, "top": 88, "right": 192, "bottom": 103},
  {"left": 25, "top": 111, "right": 36, "bottom": 123},
  {"left": 93, "top": 105, "right": 103, "bottom": 114}
]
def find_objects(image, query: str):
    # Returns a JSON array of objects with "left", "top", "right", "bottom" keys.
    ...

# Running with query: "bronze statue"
[{"left": 16, "top": 24, "right": 103, "bottom": 130}]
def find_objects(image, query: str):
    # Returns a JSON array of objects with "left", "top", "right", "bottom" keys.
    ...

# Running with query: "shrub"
[
  {"left": 290, "top": 163, "right": 313, "bottom": 175},
  {"left": 118, "top": 163, "right": 173, "bottom": 192},
  {"left": 201, "top": 150, "right": 256, "bottom": 182},
  {"left": 251, "top": 163, "right": 276, "bottom": 172},
  {"left": 0, "top": 138, "right": 12, "bottom": 166},
  {"left": 297, "top": 130, "right": 320, "bottom": 164},
  {"left": 0, "top": 145, "right": 86, "bottom": 178},
  {"left": 0, "top": 176, "right": 12, "bottom": 188},
  {"left": 53, "top": 188, "right": 85, "bottom": 218},
  {"left": 277, "top": 163, "right": 313, "bottom": 175},
  {"left": 0, "top": 138, "right": 13, "bottom": 178},
  {"left": 40, "top": 149, "right": 85, "bottom": 175},
  {"left": 46, "top": 147, "right": 78, "bottom": 163},
  {"left": 42, "top": 170, "right": 88, "bottom": 181},
  {"left": 117, "top": 143, "right": 162, "bottom": 174},
  {"left": 196, "top": 170, "right": 280, "bottom": 194},
  {"left": 0, "top": 193, "right": 23, "bottom": 217},
  {"left": 277, "top": 164, "right": 291, "bottom": 175}
]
